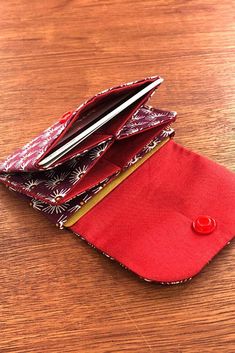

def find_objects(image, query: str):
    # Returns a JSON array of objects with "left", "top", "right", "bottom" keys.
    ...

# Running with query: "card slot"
[
  {"left": 58, "top": 127, "right": 173, "bottom": 204},
  {"left": 40, "top": 127, "right": 170, "bottom": 205},
  {"left": 99, "top": 91, "right": 153, "bottom": 137},
  {"left": 116, "top": 107, "right": 177, "bottom": 140},
  {"left": 62, "top": 159, "right": 121, "bottom": 202},
  {"left": 47, "top": 133, "right": 113, "bottom": 168},
  {"left": 1, "top": 139, "right": 113, "bottom": 206},
  {"left": 38, "top": 77, "right": 161, "bottom": 169},
  {"left": 66, "top": 77, "right": 159, "bottom": 140},
  {"left": 45, "top": 78, "right": 158, "bottom": 153},
  {"left": 103, "top": 126, "right": 169, "bottom": 169},
  {"left": 1, "top": 127, "right": 173, "bottom": 207}
]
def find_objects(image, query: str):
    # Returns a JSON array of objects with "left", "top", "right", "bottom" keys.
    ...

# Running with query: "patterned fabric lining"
[
  {"left": 0, "top": 140, "right": 112, "bottom": 205},
  {"left": 117, "top": 106, "right": 176, "bottom": 139},
  {"left": 0, "top": 76, "right": 176, "bottom": 229},
  {"left": 15, "top": 128, "right": 174, "bottom": 228},
  {"left": 0, "top": 76, "right": 161, "bottom": 174},
  {"left": 0, "top": 107, "right": 175, "bottom": 205},
  {"left": 0, "top": 119, "right": 71, "bottom": 173}
]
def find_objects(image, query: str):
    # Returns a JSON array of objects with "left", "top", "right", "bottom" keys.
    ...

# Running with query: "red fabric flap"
[{"left": 70, "top": 141, "right": 235, "bottom": 283}]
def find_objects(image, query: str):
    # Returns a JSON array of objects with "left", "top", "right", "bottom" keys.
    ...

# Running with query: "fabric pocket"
[
  {"left": 0, "top": 76, "right": 162, "bottom": 173},
  {"left": 0, "top": 139, "right": 114, "bottom": 205},
  {"left": 116, "top": 106, "right": 176, "bottom": 139}
]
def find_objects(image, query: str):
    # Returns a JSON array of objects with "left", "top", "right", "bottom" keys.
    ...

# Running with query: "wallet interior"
[
  {"left": 0, "top": 76, "right": 176, "bottom": 209},
  {"left": 37, "top": 77, "right": 162, "bottom": 167}
]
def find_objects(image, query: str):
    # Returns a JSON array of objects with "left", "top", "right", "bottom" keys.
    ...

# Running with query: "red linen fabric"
[{"left": 70, "top": 140, "right": 235, "bottom": 283}]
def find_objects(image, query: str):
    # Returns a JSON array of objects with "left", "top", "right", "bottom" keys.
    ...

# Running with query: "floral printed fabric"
[
  {"left": 0, "top": 139, "right": 112, "bottom": 205},
  {"left": 0, "top": 105, "right": 176, "bottom": 206},
  {"left": 117, "top": 106, "right": 176, "bottom": 139},
  {"left": 0, "top": 117, "right": 73, "bottom": 173},
  {"left": 0, "top": 76, "right": 162, "bottom": 174},
  {"left": 16, "top": 127, "right": 174, "bottom": 229},
  {"left": 0, "top": 76, "right": 176, "bottom": 228}
]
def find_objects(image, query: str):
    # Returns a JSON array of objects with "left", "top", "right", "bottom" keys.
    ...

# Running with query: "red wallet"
[{"left": 0, "top": 76, "right": 234, "bottom": 284}]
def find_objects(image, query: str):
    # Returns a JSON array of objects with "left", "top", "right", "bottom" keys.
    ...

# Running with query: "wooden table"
[{"left": 0, "top": 1, "right": 234, "bottom": 352}]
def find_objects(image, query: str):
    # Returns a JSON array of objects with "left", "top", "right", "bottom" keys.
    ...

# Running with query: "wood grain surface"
[{"left": 0, "top": 1, "right": 234, "bottom": 352}]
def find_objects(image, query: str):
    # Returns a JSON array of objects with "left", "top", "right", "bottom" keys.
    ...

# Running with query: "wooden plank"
[{"left": 0, "top": 1, "right": 234, "bottom": 352}]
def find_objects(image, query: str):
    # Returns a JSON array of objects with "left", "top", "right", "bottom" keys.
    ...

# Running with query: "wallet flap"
[{"left": 70, "top": 141, "right": 235, "bottom": 283}]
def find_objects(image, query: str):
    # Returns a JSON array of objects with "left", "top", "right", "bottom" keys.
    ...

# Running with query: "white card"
[{"left": 39, "top": 78, "right": 163, "bottom": 168}]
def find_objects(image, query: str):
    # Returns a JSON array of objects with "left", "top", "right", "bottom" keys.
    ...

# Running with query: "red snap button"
[
  {"left": 60, "top": 111, "right": 72, "bottom": 123},
  {"left": 192, "top": 215, "right": 216, "bottom": 235}
]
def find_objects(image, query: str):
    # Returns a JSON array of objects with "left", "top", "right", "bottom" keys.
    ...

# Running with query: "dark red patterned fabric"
[
  {"left": 0, "top": 76, "right": 176, "bottom": 228},
  {"left": 0, "top": 76, "right": 162, "bottom": 173},
  {"left": 0, "top": 107, "right": 175, "bottom": 205},
  {"left": 5, "top": 128, "right": 174, "bottom": 228}
]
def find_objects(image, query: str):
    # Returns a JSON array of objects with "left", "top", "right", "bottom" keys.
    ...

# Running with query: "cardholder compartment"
[
  {"left": 47, "top": 133, "right": 113, "bottom": 169},
  {"left": 103, "top": 125, "right": 171, "bottom": 169},
  {"left": 0, "top": 76, "right": 162, "bottom": 173},
  {"left": 60, "top": 127, "right": 174, "bottom": 202},
  {"left": 99, "top": 89, "right": 156, "bottom": 137},
  {"left": 20, "top": 131, "right": 172, "bottom": 228},
  {"left": 116, "top": 106, "right": 176, "bottom": 140},
  {"left": 0, "top": 139, "right": 113, "bottom": 205},
  {"left": 37, "top": 76, "right": 162, "bottom": 169}
]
